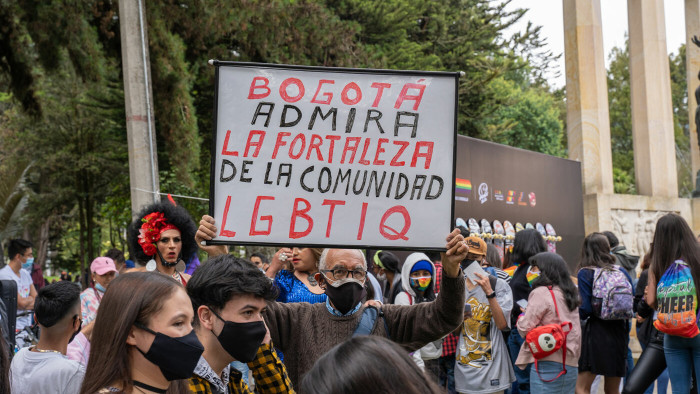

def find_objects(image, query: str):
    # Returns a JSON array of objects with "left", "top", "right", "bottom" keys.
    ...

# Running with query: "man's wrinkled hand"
[{"left": 441, "top": 228, "right": 467, "bottom": 278}]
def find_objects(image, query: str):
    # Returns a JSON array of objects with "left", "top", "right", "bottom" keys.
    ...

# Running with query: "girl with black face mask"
[{"left": 79, "top": 272, "right": 204, "bottom": 394}]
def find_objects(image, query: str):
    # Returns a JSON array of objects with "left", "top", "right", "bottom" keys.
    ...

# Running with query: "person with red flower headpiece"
[{"left": 127, "top": 201, "right": 201, "bottom": 286}]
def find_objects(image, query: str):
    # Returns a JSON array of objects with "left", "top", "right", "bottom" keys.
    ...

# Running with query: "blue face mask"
[
  {"left": 22, "top": 258, "right": 34, "bottom": 271},
  {"left": 95, "top": 283, "right": 107, "bottom": 293}
]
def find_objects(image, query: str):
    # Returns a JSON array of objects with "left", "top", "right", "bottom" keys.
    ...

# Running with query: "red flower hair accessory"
[{"left": 138, "top": 212, "right": 179, "bottom": 256}]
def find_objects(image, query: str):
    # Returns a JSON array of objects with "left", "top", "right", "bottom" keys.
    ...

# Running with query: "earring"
[
  {"left": 146, "top": 259, "right": 157, "bottom": 272},
  {"left": 175, "top": 258, "right": 186, "bottom": 273}
]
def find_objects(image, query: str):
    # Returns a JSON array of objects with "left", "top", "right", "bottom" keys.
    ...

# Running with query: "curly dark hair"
[{"left": 127, "top": 201, "right": 198, "bottom": 264}]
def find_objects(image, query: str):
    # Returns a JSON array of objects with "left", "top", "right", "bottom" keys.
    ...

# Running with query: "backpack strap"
[
  {"left": 549, "top": 286, "right": 562, "bottom": 321},
  {"left": 535, "top": 286, "right": 572, "bottom": 383},
  {"left": 489, "top": 274, "right": 497, "bottom": 292},
  {"left": 352, "top": 306, "right": 391, "bottom": 339},
  {"left": 352, "top": 306, "right": 379, "bottom": 337}
]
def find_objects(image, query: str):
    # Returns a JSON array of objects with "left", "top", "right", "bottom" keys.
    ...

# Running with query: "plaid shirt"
[
  {"left": 442, "top": 333, "right": 458, "bottom": 357},
  {"left": 434, "top": 263, "right": 443, "bottom": 294},
  {"left": 189, "top": 342, "right": 294, "bottom": 394}
]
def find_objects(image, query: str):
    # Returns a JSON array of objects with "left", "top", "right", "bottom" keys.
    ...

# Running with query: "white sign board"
[{"left": 210, "top": 62, "right": 458, "bottom": 249}]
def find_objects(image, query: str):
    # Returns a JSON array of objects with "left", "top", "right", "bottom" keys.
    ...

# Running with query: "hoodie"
[
  {"left": 396, "top": 252, "right": 437, "bottom": 301},
  {"left": 395, "top": 253, "right": 442, "bottom": 361}
]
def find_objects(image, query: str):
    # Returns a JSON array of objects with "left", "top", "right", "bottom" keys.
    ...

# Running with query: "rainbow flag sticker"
[
  {"left": 506, "top": 190, "right": 515, "bottom": 204},
  {"left": 456, "top": 178, "right": 472, "bottom": 195}
]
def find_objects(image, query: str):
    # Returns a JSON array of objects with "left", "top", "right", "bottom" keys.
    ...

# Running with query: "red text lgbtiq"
[{"left": 218, "top": 196, "right": 413, "bottom": 242}]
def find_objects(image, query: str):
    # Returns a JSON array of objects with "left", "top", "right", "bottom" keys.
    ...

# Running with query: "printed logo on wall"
[
  {"left": 517, "top": 192, "right": 528, "bottom": 206},
  {"left": 478, "top": 183, "right": 489, "bottom": 204},
  {"left": 506, "top": 190, "right": 515, "bottom": 205},
  {"left": 455, "top": 178, "right": 472, "bottom": 202},
  {"left": 494, "top": 190, "right": 504, "bottom": 201}
]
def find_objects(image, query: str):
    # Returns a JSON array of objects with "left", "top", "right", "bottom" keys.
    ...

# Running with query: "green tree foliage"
[
  {"left": 480, "top": 77, "right": 564, "bottom": 157},
  {"left": 607, "top": 44, "right": 634, "bottom": 193},
  {"left": 0, "top": 0, "right": 566, "bottom": 269},
  {"left": 607, "top": 41, "right": 692, "bottom": 196}
]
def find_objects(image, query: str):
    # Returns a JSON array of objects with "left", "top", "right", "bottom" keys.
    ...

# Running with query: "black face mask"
[
  {"left": 209, "top": 308, "right": 266, "bottom": 363},
  {"left": 324, "top": 279, "right": 366, "bottom": 315},
  {"left": 134, "top": 323, "right": 204, "bottom": 381}
]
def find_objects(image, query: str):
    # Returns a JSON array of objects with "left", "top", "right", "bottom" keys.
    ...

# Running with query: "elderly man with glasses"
[{"left": 195, "top": 216, "right": 468, "bottom": 388}]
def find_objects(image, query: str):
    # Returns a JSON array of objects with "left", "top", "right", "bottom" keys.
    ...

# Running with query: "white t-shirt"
[
  {"left": 10, "top": 347, "right": 85, "bottom": 394},
  {"left": 0, "top": 265, "right": 34, "bottom": 330},
  {"left": 455, "top": 278, "right": 516, "bottom": 394}
]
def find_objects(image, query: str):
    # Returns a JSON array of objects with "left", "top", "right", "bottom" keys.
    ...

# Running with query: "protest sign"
[{"left": 209, "top": 61, "right": 459, "bottom": 249}]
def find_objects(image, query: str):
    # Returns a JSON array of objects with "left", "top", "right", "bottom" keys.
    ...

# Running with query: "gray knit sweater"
[{"left": 264, "top": 271, "right": 466, "bottom": 387}]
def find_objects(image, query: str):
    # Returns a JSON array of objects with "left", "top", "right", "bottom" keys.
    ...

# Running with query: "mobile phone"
[
  {"left": 516, "top": 299, "right": 528, "bottom": 309},
  {"left": 464, "top": 304, "right": 472, "bottom": 316}
]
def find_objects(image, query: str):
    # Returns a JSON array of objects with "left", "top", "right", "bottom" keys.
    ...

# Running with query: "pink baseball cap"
[{"left": 91, "top": 257, "right": 117, "bottom": 275}]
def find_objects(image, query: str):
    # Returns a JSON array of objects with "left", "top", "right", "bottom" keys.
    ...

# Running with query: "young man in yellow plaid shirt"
[{"left": 186, "top": 255, "right": 294, "bottom": 393}]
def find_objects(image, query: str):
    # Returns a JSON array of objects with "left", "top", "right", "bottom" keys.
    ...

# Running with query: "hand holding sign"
[
  {"left": 196, "top": 215, "right": 228, "bottom": 257},
  {"left": 442, "top": 229, "right": 467, "bottom": 278},
  {"left": 194, "top": 215, "right": 228, "bottom": 258}
]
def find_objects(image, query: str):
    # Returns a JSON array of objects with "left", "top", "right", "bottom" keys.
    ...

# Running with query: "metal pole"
[{"left": 119, "top": 0, "right": 160, "bottom": 217}]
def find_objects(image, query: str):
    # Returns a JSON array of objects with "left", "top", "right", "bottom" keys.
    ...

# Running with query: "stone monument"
[{"left": 563, "top": 0, "right": 698, "bottom": 256}]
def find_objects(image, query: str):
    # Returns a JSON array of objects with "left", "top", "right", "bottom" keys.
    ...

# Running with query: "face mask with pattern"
[
  {"left": 410, "top": 276, "right": 431, "bottom": 291},
  {"left": 526, "top": 265, "right": 540, "bottom": 287}
]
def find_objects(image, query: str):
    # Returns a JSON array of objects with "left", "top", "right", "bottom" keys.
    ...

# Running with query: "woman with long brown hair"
[
  {"left": 645, "top": 213, "right": 700, "bottom": 394},
  {"left": 79, "top": 272, "right": 203, "bottom": 394}
]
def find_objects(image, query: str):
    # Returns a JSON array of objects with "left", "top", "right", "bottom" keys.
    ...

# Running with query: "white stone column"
[
  {"left": 628, "top": 0, "right": 678, "bottom": 197},
  {"left": 563, "top": 0, "right": 614, "bottom": 196}
]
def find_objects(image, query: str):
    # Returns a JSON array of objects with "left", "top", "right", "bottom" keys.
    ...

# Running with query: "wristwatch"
[{"left": 486, "top": 291, "right": 496, "bottom": 299}]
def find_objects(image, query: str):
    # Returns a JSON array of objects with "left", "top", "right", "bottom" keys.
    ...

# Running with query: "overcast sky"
[{"left": 505, "top": 0, "right": 686, "bottom": 88}]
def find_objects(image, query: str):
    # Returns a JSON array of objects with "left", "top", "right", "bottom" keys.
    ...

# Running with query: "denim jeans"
[
  {"left": 529, "top": 361, "right": 577, "bottom": 394},
  {"left": 439, "top": 355, "right": 457, "bottom": 394},
  {"left": 507, "top": 330, "right": 530, "bottom": 394},
  {"left": 663, "top": 334, "right": 700, "bottom": 394}
]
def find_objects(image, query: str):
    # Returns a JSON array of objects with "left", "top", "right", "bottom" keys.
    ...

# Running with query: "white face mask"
[
  {"left": 376, "top": 271, "right": 387, "bottom": 281},
  {"left": 325, "top": 277, "right": 365, "bottom": 288}
]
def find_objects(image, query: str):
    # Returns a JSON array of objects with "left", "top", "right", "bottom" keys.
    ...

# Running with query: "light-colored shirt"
[
  {"left": 66, "top": 331, "right": 90, "bottom": 366},
  {"left": 455, "top": 278, "right": 515, "bottom": 394},
  {"left": 193, "top": 355, "right": 231, "bottom": 393},
  {"left": 515, "top": 285, "right": 581, "bottom": 368},
  {"left": 324, "top": 299, "right": 362, "bottom": 317},
  {"left": 0, "top": 265, "right": 33, "bottom": 330},
  {"left": 10, "top": 347, "right": 85, "bottom": 394},
  {"left": 79, "top": 287, "right": 104, "bottom": 325}
]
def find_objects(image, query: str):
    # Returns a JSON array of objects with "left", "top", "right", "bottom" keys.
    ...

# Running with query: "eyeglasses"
[{"left": 321, "top": 268, "right": 367, "bottom": 281}]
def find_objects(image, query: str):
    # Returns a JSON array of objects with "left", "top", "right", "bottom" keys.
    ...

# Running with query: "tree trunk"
[
  {"left": 78, "top": 178, "right": 86, "bottom": 288},
  {"left": 35, "top": 218, "right": 50, "bottom": 270}
]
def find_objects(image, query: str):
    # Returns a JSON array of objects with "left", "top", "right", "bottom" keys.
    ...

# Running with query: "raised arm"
[
  {"left": 382, "top": 229, "right": 466, "bottom": 351},
  {"left": 195, "top": 215, "right": 229, "bottom": 257}
]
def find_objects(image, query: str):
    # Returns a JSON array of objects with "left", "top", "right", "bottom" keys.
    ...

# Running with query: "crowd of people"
[{"left": 1, "top": 201, "right": 700, "bottom": 393}]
